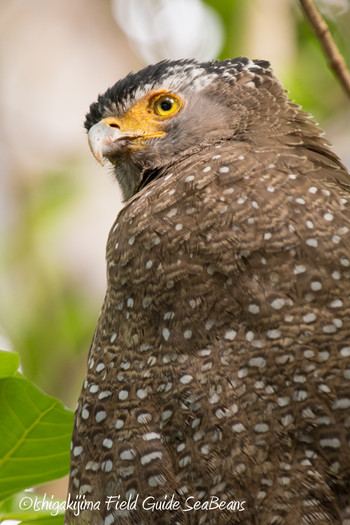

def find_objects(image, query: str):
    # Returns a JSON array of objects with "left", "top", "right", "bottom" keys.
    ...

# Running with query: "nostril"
[{"left": 109, "top": 123, "right": 120, "bottom": 129}]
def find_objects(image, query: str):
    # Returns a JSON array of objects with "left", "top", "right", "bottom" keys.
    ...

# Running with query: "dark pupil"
[{"left": 160, "top": 98, "right": 173, "bottom": 112}]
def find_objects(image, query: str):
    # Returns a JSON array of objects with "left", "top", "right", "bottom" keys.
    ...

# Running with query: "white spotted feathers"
[{"left": 67, "top": 58, "right": 350, "bottom": 525}]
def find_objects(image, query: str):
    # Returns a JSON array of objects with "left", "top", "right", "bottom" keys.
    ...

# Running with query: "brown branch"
[{"left": 299, "top": 0, "right": 350, "bottom": 100}]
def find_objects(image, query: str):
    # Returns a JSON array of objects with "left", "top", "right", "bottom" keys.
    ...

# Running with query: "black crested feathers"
[{"left": 84, "top": 57, "right": 272, "bottom": 131}]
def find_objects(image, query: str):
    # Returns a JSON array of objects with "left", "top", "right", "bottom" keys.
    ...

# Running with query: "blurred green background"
[{"left": 0, "top": 0, "right": 349, "bottom": 502}]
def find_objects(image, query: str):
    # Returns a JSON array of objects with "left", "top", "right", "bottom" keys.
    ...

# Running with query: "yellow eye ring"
[{"left": 152, "top": 94, "right": 182, "bottom": 118}]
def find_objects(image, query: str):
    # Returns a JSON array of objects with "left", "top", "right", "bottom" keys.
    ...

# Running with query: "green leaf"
[
  {"left": 0, "top": 376, "right": 74, "bottom": 500},
  {"left": 0, "top": 491, "right": 65, "bottom": 523},
  {"left": 19, "top": 515, "right": 64, "bottom": 524},
  {"left": 0, "top": 350, "right": 20, "bottom": 378}
]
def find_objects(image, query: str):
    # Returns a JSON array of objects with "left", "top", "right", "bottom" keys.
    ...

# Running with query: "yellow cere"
[{"left": 101, "top": 90, "right": 183, "bottom": 146}]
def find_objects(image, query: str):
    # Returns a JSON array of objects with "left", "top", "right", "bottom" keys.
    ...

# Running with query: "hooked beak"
[
  {"left": 88, "top": 116, "right": 165, "bottom": 166},
  {"left": 88, "top": 118, "right": 143, "bottom": 166}
]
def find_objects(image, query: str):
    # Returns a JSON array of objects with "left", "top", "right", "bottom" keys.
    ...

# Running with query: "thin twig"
[{"left": 299, "top": 0, "right": 350, "bottom": 100}]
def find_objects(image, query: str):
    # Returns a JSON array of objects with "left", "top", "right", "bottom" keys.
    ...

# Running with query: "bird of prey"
[{"left": 65, "top": 57, "right": 350, "bottom": 525}]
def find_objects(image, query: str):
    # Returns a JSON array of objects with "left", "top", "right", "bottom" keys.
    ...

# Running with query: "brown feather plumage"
[{"left": 66, "top": 58, "right": 350, "bottom": 525}]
